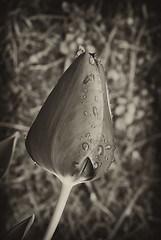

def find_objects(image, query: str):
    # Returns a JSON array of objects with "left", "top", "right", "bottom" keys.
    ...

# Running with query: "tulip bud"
[{"left": 25, "top": 49, "right": 115, "bottom": 186}]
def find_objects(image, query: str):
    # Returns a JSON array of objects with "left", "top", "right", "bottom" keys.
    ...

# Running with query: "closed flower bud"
[{"left": 25, "top": 49, "right": 115, "bottom": 186}]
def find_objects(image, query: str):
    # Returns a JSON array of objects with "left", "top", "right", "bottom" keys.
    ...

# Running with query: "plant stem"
[{"left": 43, "top": 183, "right": 73, "bottom": 240}]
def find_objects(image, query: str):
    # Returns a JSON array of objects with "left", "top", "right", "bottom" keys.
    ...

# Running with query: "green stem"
[{"left": 43, "top": 183, "right": 73, "bottom": 240}]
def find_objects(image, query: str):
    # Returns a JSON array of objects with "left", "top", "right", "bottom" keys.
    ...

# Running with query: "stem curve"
[{"left": 43, "top": 183, "right": 73, "bottom": 240}]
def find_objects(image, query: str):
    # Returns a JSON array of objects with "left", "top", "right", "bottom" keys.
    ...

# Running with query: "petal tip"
[{"left": 76, "top": 46, "right": 86, "bottom": 57}]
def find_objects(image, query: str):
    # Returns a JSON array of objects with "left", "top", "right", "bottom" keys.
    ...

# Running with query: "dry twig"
[{"left": 0, "top": 122, "right": 29, "bottom": 132}]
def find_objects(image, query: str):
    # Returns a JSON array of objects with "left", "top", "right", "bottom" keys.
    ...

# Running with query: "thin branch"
[
  {"left": 0, "top": 122, "right": 29, "bottom": 132},
  {"left": 125, "top": 132, "right": 161, "bottom": 155},
  {"left": 108, "top": 185, "right": 147, "bottom": 240},
  {"left": 86, "top": 182, "right": 116, "bottom": 222},
  {"left": 127, "top": 26, "right": 145, "bottom": 99},
  {"left": 29, "top": 14, "right": 66, "bottom": 21},
  {"left": 114, "top": 39, "right": 147, "bottom": 52},
  {"left": 100, "top": 26, "right": 117, "bottom": 67},
  {"left": 29, "top": 58, "right": 64, "bottom": 71}
]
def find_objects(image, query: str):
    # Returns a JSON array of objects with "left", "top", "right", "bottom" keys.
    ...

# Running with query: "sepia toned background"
[{"left": 0, "top": 0, "right": 161, "bottom": 239}]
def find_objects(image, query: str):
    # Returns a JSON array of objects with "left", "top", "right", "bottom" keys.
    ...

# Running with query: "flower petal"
[
  {"left": 26, "top": 51, "right": 105, "bottom": 181},
  {"left": 87, "top": 59, "right": 115, "bottom": 179}
]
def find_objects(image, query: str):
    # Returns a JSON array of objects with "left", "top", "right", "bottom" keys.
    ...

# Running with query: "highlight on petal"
[
  {"left": 3, "top": 214, "right": 35, "bottom": 240},
  {"left": 0, "top": 132, "right": 19, "bottom": 180},
  {"left": 25, "top": 48, "right": 115, "bottom": 185}
]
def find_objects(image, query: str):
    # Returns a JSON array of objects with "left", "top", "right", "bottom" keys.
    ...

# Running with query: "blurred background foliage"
[{"left": 0, "top": 0, "right": 161, "bottom": 239}]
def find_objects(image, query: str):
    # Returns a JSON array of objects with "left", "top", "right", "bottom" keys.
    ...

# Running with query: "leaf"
[
  {"left": 0, "top": 132, "right": 19, "bottom": 180},
  {"left": 3, "top": 214, "right": 35, "bottom": 240}
]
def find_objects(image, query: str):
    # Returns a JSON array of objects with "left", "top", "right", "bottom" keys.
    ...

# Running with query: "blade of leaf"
[
  {"left": 0, "top": 132, "right": 19, "bottom": 180},
  {"left": 3, "top": 214, "right": 35, "bottom": 240}
]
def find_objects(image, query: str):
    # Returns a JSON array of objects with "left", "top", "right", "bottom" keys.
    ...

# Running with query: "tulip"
[{"left": 25, "top": 48, "right": 115, "bottom": 240}]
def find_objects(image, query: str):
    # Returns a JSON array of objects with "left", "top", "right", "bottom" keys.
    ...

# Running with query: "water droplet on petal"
[
  {"left": 93, "top": 106, "right": 98, "bottom": 117},
  {"left": 98, "top": 145, "right": 104, "bottom": 155},
  {"left": 83, "top": 74, "right": 94, "bottom": 84},
  {"left": 89, "top": 56, "right": 95, "bottom": 65},
  {"left": 91, "top": 124, "right": 95, "bottom": 128},
  {"left": 105, "top": 144, "right": 111, "bottom": 150},
  {"left": 34, "top": 162, "right": 37, "bottom": 166},
  {"left": 113, "top": 140, "right": 116, "bottom": 150},
  {"left": 104, "top": 138, "right": 108, "bottom": 143},
  {"left": 105, "top": 156, "right": 108, "bottom": 160},
  {"left": 90, "top": 139, "right": 94, "bottom": 143},
  {"left": 94, "top": 96, "right": 97, "bottom": 101},
  {"left": 98, "top": 58, "right": 103, "bottom": 65},
  {"left": 82, "top": 88, "right": 88, "bottom": 93},
  {"left": 82, "top": 94, "right": 87, "bottom": 99},
  {"left": 85, "top": 133, "right": 90, "bottom": 138},
  {"left": 73, "top": 161, "right": 79, "bottom": 167},
  {"left": 94, "top": 162, "right": 99, "bottom": 169},
  {"left": 82, "top": 142, "right": 89, "bottom": 151},
  {"left": 84, "top": 111, "right": 88, "bottom": 116}
]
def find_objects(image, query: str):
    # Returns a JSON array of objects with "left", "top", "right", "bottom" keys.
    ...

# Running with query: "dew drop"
[
  {"left": 104, "top": 138, "right": 108, "bottom": 143},
  {"left": 113, "top": 140, "right": 116, "bottom": 150},
  {"left": 85, "top": 133, "right": 90, "bottom": 138},
  {"left": 89, "top": 56, "right": 95, "bottom": 65},
  {"left": 82, "top": 94, "right": 87, "bottom": 99},
  {"left": 83, "top": 74, "right": 94, "bottom": 84},
  {"left": 91, "top": 124, "right": 95, "bottom": 128},
  {"left": 84, "top": 111, "right": 88, "bottom": 116},
  {"left": 94, "top": 162, "right": 99, "bottom": 169},
  {"left": 98, "top": 58, "right": 103, "bottom": 65},
  {"left": 73, "top": 161, "right": 79, "bottom": 167},
  {"left": 34, "top": 162, "right": 37, "bottom": 166},
  {"left": 93, "top": 106, "right": 98, "bottom": 117},
  {"left": 82, "top": 142, "right": 89, "bottom": 151},
  {"left": 82, "top": 88, "right": 88, "bottom": 93},
  {"left": 105, "top": 156, "right": 108, "bottom": 160},
  {"left": 98, "top": 145, "right": 104, "bottom": 155},
  {"left": 90, "top": 139, "right": 94, "bottom": 143},
  {"left": 105, "top": 144, "right": 111, "bottom": 150},
  {"left": 99, "top": 162, "right": 102, "bottom": 167}
]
